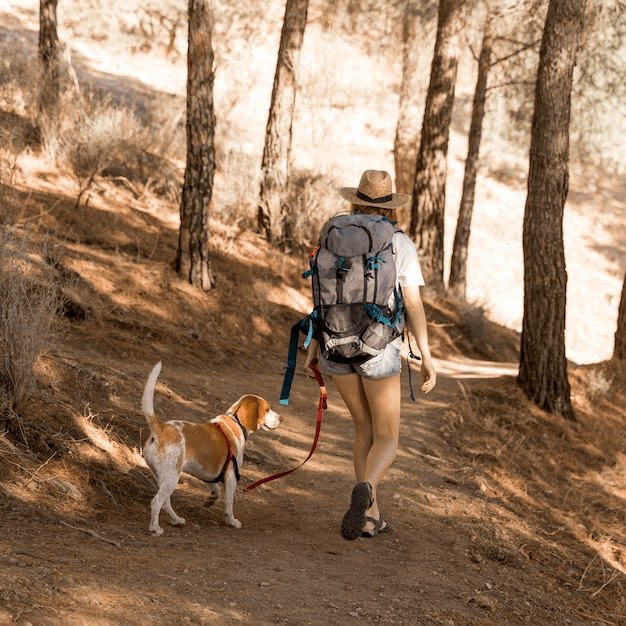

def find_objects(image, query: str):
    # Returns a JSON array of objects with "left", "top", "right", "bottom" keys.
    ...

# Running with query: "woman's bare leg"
[
  {"left": 331, "top": 373, "right": 401, "bottom": 534},
  {"left": 360, "top": 374, "right": 401, "bottom": 528},
  {"left": 330, "top": 373, "right": 372, "bottom": 482}
]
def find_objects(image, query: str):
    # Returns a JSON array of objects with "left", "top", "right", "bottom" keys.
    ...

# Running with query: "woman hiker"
[{"left": 304, "top": 169, "right": 437, "bottom": 540}]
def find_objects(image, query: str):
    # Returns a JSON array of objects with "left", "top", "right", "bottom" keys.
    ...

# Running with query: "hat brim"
[{"left": 338, "top": 187, "right": 411, "bottom": 209}]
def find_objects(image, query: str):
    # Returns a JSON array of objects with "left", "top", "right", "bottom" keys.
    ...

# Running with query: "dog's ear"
[{"left": 232, "top": 396, "right": 265, "bottom": 431}]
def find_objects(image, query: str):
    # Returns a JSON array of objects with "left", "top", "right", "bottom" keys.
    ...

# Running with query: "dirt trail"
[{"left": 3, "top": 352, "right": 597, "bottom": 626}]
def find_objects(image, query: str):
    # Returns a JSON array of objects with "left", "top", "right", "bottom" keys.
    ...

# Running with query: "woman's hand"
[
  {"left": 401, "top": 285, "right": 437, "bottom": 394},
  {"left": 304, "top": 339, "right": 320, "bottom": 380},
  {"left": 420, "top": 357, "right": 437, "bottom": 394}
]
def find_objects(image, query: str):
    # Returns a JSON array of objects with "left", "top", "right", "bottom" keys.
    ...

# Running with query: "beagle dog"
[{"left": 141, "top": 362, "right": 282, "bottom": 535}]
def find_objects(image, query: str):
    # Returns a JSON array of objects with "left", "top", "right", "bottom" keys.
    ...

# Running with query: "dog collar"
[{"left": 227, "top": 412, "right": 249, "bottom": 441}]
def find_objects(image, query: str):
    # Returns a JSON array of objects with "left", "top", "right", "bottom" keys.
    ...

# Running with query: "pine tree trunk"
[
  {"left": 448, "top": 10, "right": 494, "bottom": 300},
  {"left": 393, "top": 1, "right": 432, "bottom": 231},
  {"left": 176, "top": 0, "right": 216, "bottom": 291},
  {"left": 613, "top": 274, "right": 626, "bottom": 359},
  {"left": 409, "top": 0, "right": 464, "bottom": 291},
  {"left": 258, "top": 0, "right": 309, "bottom": 247},
  {"left": 38, "top": 0, "right": 60, "bottom": 116},
  {"left": 518, "top": 0, "right": 585, "bottom": 421}
]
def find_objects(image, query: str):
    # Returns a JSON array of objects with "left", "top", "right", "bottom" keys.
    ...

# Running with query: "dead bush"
[
  {"left": 212, "top": 150, "right": 260, "bottom": 229},
  {"left": 60, "top": 95, "right": 150, "bottom": 205},
  {"left": 27, "top": 68, "right": 183, "bottom": 204},
  {"left": 0, "top": 228, "right": 64, "bottom": 441},
  {"left": 0, "top": 131, "right": 23, "bottom": 226},
  {"left": 285, "top": 171, "right": 342, "bottom": 250}
]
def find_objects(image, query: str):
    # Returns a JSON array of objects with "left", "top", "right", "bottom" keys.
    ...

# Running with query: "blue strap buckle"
[{"left": 336, "top": 257, "right": 352, "bottom": 273}]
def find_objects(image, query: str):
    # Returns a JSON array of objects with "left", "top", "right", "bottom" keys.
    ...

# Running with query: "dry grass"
[
  {"left": 441, "top": 361, "right": 626, "bottom": 601},
  {"left": 0, "top": 229, "right": 65, "bottom": 438},
  {"left": 424, "top": 291, "right": 520, "bottom": 363}
]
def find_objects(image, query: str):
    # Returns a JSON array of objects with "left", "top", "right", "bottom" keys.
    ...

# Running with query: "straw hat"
[{"left": 338, "top": 170, "right": 411, "bottom": 209}]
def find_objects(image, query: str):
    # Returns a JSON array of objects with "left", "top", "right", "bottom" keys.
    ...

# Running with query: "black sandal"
[
  {"left": 361, "top": 514, "right": 390, "bottom": 538},
  {"left": 341, "top": 482, "right": 373, "bottom": 541}
]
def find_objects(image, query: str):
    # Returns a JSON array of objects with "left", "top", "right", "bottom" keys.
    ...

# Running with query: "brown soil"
[{"left": 1, "top": 166, "right": 625, "bottom": 626}]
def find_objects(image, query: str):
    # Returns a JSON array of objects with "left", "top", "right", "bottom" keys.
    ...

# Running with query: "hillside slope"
[{"left": 0, "top": 159, "right": 625, "bottom": 625}]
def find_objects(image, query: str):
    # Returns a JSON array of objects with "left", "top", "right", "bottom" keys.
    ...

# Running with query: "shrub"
[
  {"left": 0, "top": 228, "right": 64, "bottom": 440},
  {"left": 584, "top": 367, "right": 613, "bottom": 401},
  {"left": 285, "top": 171, "right": 341, "bottom": 250},
  {"left": 60, "top": 94, "right": 150, "bottom": 205},
  {"left": 0, "top": 130, "right": 23, "bottom": 226},
  {"left": 212, "top": 150, "right": 260, "bottom": 228}
]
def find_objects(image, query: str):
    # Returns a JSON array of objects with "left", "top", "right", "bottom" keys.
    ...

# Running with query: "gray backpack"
[
  {"left": 305, "top": 212, "right": 405, "bottom": 363},
  {"left": 279, "top": 212, "right": 414, "bottom": 405}
]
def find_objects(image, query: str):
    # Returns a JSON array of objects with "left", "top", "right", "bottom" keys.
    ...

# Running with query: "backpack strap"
[
  {"left": 280, "top": 242, "right": 323, "bottom": 406},
  {"left": 364, "top": 288, "right": 403, "bottom": 329},
  {"left": 395, "top": 283, "right": 419, "bottom": 401},
  {"left": 406, "top": 333, "right": 422, "bottom": 402},
  {"left": 280, "top": 311, "right": 318, "bottom": 406}
]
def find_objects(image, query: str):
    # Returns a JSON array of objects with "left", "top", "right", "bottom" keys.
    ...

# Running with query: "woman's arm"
[{"left": 401, "top": 285, "right": 437, "bottom": 393}]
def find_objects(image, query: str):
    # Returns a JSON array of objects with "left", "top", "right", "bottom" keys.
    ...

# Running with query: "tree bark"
[
  {"left": 393, "top": 1, "right": 435, "bottom": 231},
  {"left": 38, "top": 0, "right": 60, "bottom": 116},
  {"left": 409, "top": 0, "right": 464, "bottom": 291},
  {"left": 176, "top": 0, "right": 216, "bottom": 291},
  {"left": 258, "top": 0, "right": 309, "bottom": 247},
  {"left": 448, "top": 9, "right": 495, "bottom": 300},
  {"left": 518, "top": 0, "right": 586, "bottom": 421},
  {"left": 613, "top": 273, "right": 626, "bottom": 359}
]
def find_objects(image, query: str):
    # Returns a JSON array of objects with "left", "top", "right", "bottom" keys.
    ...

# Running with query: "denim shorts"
[{"left": 319, "top": 341, "right": 402, "bottom": 379}]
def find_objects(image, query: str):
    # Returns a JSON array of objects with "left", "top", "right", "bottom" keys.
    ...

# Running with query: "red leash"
[{"left": 245, "top": 362, "right": 327, "bottom": 492}]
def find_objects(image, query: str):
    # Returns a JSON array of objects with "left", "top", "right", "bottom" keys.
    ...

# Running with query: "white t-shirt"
[
  {"left": 390, "top": 232, "right": 424, "bottom": 347},
  {"left": 393, "top": 231, "right": 425, "bottom": 288}
]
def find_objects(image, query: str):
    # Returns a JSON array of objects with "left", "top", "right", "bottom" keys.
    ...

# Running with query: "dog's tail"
[{"left": 142, "top": 361, "right": 162, "bottom": 432}]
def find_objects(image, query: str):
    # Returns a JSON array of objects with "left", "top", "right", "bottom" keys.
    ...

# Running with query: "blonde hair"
[{"left": 351, "top": 203, "right": 398, "bottom": 223}]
